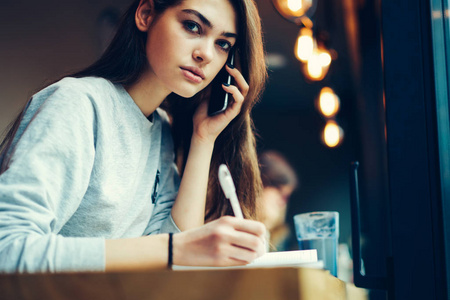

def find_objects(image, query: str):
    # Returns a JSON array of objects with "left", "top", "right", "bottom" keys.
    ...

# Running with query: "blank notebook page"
[{"left": 172, "top": 249, "right": 319, "bottom": 271}]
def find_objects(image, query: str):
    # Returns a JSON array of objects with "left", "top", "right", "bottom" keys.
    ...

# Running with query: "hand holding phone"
[{"left": 208, "top": 50, "right": 235, "bottom": 116}]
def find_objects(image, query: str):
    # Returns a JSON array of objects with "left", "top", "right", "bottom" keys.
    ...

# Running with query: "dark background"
[
  {"left": 253, "top": 0, "right": 389, "bottom": 288},
  {"left": 253, "top": 0, "right": 362, "bottom": 249}
]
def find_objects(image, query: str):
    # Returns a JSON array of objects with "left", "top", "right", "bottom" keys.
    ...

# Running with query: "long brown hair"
[
  {"left": 166, "top": 0, "right": 267, "bottom": 220},
  {"left": 0, "top": 0, "right": 267, "bottom": 221}
]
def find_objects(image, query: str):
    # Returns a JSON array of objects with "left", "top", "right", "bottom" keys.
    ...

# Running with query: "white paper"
[{"left": 172, "top": 249, "right": 320, "bottom": 271}]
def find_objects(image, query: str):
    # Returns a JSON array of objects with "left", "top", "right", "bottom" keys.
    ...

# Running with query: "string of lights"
[{"left": 271, "top": 0, "right": 344, "bottom": 147}]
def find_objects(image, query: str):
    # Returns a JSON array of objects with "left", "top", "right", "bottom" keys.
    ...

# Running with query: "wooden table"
[{"left": 0, "top": 267, "right": 368, "bottom": 300}]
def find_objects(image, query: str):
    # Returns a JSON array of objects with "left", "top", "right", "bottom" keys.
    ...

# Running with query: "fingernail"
[
  {"left": 223, "top": 82, "right": 230, "bottom": 87},
  {"left": 226, "top": 63, "right": 235, "bottom": 69}
]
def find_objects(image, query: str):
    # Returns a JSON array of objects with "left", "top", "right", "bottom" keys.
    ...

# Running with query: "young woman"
[{"left": 0, "top": 0, "right": 267, "bottom": 272}]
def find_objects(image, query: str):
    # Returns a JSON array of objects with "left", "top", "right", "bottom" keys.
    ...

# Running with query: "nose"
[{"left": 193, "top": 41, "right": 214, "bottom": 64}]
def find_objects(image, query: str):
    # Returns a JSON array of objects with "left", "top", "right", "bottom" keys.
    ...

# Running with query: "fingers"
[
  {"left": 206, "top": 241, "right": 262, "bottom": 267},
  {"left": 230, "top": 231, "right": 266, "bottom": 256},
  {"left": 218, "top": 215, "right": 266, "bottom": 238},
  {"left": 225, "top": 64, "right": 249, "bottom": 97},
  {"left": 215, "top": 216, "right": 267, "bottom": 256},
  {"left": 209, "top": 229, "right": 265, "bottom": 266},
  {"left": 224, "top": 245, "right": 261, "bottom": 265},
  {"left": 174, "top": 216, "right": 267, "bottom": 267},
  {"left": 222, "top": 83, "right": 244, "bottom": 103},
  {"left": 219, "top": 65, "right": 249, "bottom": 116},
  {"left": 236, "top": 220, "right": 266, "bottom": 238}
]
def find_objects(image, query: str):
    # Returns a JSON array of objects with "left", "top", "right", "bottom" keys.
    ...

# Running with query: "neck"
[{"left": 125, "top": 70, "right": 171, "bottom": 117}]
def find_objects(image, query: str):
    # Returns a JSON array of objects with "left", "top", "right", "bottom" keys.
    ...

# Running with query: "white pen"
[{"left": 218, "top": 164, "right": 244, "bottom": 219}]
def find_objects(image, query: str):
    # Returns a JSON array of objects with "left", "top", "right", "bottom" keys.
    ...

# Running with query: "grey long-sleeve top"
[{"left": 0, "top": 77, "right": 181, "bottom": 273}]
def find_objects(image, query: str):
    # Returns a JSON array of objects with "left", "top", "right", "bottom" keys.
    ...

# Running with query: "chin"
[
  {"left": 172, "top": 86, "right": 203, "bottom": 99},
  {"left": 175, "top": 91, "right": 198, "bottom": 98}
]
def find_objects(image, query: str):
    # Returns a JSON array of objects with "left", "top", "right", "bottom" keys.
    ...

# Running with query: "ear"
[{"left": 135, "top": 0, "right": 153, "bottom": 32}]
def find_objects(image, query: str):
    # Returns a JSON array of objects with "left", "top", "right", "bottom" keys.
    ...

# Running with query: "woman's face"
[{"left": 143, "top": 0, "right": 238, "bottom": 98}]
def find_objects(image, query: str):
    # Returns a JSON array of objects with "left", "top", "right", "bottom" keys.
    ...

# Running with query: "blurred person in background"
[{"left": 259, "top": 150, "right": 299, "bottom": 251}]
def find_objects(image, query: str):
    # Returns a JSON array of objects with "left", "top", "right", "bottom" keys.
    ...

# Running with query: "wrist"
[
  {"left": 191, "top": 134, "right": 215, "bottom": 149},
  {"left": 172, "top": 232, "right": 184, "bottom": 266}
]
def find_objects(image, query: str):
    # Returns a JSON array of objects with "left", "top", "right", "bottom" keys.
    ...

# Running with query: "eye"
[
  {"left": 217, "top": 40, "right": 232, "bottom": 52},
  {"left": 183, "top": 20, "right": 201, "bottom": 34}
]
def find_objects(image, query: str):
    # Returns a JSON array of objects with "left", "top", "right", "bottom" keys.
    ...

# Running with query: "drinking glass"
[{"left": 294, "top": 211, "right": 339, "bottom": 276}]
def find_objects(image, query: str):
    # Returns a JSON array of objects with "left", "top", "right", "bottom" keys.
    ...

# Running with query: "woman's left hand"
[{"left": 192, "top": 64, "right": 249, "bottom": 144}]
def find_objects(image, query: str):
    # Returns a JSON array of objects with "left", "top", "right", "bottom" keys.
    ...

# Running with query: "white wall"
[{"left": 0, "top": 0, "right": 129, "bottom": 132}]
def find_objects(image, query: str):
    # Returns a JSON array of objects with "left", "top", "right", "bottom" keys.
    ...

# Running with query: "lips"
[{"left": 180, "top": 66, "right": 205, "bottom": 84}]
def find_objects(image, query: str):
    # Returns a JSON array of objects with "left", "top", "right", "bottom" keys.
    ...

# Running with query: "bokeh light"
[
  {"left": 318, "top": 87, "right": 340, "bottom": 117},
  {"left": 272, "top": 0, "right": 314, "bottom": 19},
  {"left": 303, "top": 49, "right": 332, "bottom": 81},
  {"left": 295, "top": 28, "right": 314, "bottom": 62},
  {"left": 287, "top": 0, "right": 303, "bottom": 12},
  {"left": 322, "top": 121, "right": 344, "bottom": 147}
]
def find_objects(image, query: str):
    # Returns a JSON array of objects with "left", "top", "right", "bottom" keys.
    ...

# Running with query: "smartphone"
[{"left": 208, "top": 50, "right": 235, "bottom": 116}]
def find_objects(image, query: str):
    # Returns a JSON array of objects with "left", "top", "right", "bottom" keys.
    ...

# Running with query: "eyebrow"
[{"left": 181, "top": 9, "right": 238, "bottom": 39}]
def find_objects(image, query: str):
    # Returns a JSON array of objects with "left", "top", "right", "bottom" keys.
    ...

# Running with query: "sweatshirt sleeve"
[
  {"left": 144, "top": 110, "right": 181, "bottom": 235},
  {"left": 0, "top": 81, "right": 105, "bottom": 273},
  {"left": 148, "top": 162, "right": 181, "bottom": 234}
]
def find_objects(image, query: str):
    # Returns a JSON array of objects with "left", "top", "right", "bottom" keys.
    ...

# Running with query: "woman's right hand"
[{"left": 173, "top": 216, "right": 266, "bottom": 267}]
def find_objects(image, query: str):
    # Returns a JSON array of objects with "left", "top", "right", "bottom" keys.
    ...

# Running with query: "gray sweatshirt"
[{"left": 0, "top": 77, "right": 180, "bottom": 273}]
